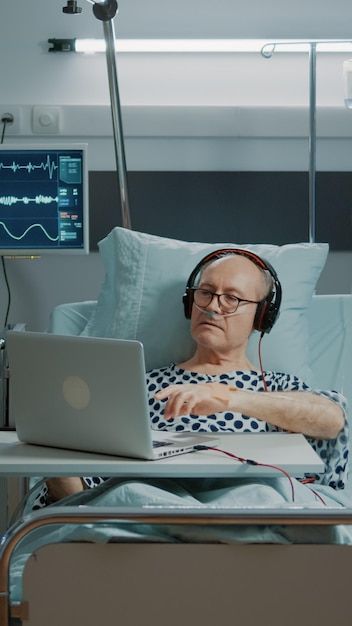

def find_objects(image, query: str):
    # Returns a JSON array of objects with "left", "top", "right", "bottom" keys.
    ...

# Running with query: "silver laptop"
[{"left": 6, "top": 331, "right": 219, "bottom": 460}]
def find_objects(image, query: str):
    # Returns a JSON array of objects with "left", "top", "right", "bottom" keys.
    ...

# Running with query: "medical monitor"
[{"left": 0, "top": 144, "right": 89, "bottom": 256}]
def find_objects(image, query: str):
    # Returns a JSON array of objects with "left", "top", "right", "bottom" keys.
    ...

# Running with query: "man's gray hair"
[{"left": 200, "top": 251, "right": 274, "bottom": 301}]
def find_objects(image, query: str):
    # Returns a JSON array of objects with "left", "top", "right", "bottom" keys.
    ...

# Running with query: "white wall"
[{"left": 0, "top": 0, "right": 352, "bottom": 330}]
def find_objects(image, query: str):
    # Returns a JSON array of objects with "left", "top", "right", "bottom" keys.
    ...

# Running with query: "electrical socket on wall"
[
  {"left": 0, "top": 106, "right": 20, "bottom": 134},
  {"left": 32, "top": 106, "right": 61, "bottom": 134}
]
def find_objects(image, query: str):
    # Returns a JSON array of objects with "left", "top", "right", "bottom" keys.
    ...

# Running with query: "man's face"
[{"left": 190, "top": 255, "right": 265, "bottom": 355}]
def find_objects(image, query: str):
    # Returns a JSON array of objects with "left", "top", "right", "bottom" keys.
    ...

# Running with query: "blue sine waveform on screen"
[{"left": 0, "top": 147, "right": 87, "bottom": 254}]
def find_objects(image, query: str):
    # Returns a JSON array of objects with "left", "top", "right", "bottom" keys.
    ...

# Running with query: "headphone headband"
[{"left": 182, "top": 248, "right": 282, "bottom": 333}]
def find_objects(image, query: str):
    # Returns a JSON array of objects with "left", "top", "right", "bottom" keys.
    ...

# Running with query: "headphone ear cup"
[
  {"left": 265, "top": 301, "right": 280, "bottom": 333},
  {"left": 254, "top": 297, "right": 279, "bottom": 333},
  {"left": 254, "top": 300, "right": 267, "bottom": 332},
  {"left": 183, "top": 289, "right": 193, "bottom": 319}
]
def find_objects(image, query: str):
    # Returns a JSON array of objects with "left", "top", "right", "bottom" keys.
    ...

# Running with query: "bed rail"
[{"left": 2, "top": 506, "right": 352, "bottom": 625}]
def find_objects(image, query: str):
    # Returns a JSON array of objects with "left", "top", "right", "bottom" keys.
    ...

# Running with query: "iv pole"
[
  {"left": 261, "top": 39, "right": 352, "bottom": 244},
  {"left": 261, "top": 41, "right": 317, "bottom": 244},
  {"left": 63, "top": 0, "right": 132, "bottom": 229}
]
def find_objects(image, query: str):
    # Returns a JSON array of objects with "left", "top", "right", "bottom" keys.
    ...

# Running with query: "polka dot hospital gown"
[{"left": 32, "top": 365, "right": 349, "bottom": 510}]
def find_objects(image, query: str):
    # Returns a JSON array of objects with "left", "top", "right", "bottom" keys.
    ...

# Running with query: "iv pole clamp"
[{"left": 62, "top": 0, "right": 132, "bottom": 230}]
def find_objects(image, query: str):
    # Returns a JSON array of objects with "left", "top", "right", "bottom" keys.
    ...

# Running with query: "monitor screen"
[{"left": 0, "top": 144, "right": 89, "bottom": 256}]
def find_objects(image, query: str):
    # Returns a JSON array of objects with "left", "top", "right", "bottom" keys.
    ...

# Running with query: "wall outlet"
[
  {"left": 32, "top": 106, "right": 61, "bottom": 134},
  {"left": 0, "top": 107, "right": 20, "bottom": 134}
]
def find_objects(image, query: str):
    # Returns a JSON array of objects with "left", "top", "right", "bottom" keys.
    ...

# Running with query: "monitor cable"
[
  {"left": 0, "top": 113, "right": 13, "bottom": 144},
  {"left": 0, "top": 114, "right": 13, "bottom": 327}
]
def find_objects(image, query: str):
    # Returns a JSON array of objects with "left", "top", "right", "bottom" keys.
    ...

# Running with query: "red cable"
[
  {"left": 307, "top": 487, "right": 327, "bottom": 506},
  {"left": 203, "top": 445, "right": 296, "bottom": 502},
  {"left": 257, "top": 335, "right": 326, "bottom": 506},
  {"left": 222, "top": 333, "right": 327, "bottom": 505}
]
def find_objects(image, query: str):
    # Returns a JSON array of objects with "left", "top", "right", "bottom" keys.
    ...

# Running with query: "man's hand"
[{"left": 155, "top": 382, "right": 232, "bottom": 420}]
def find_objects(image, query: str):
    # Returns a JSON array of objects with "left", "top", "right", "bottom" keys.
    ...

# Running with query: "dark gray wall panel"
[{"left": 89, "top": 172, "right": 352, "bottom": 250}]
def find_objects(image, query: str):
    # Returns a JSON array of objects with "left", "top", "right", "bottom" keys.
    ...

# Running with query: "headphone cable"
[{"left": 258, "top": 331, "right": 269, "bottom": 392}]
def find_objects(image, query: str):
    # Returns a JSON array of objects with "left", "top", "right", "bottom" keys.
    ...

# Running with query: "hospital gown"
[{"left": 31, "top": 366, "right": 349, "bottom": 510}]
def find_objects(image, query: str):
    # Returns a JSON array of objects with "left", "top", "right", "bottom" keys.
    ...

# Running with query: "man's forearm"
[
  {"left": 156, "top": 383, "right": 345, "bottom": 440},
  {"left": 229, "top": 390, "right": 344, "bottom": 440}
]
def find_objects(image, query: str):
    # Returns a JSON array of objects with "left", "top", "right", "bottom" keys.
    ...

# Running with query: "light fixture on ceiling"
[{"left": 48, "top": 38, "right": 352, "bottom": 55}]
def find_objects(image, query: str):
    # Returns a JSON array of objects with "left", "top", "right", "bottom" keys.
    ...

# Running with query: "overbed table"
[{"left": 0, "top": 430, "right": 324, "bottom": 533}]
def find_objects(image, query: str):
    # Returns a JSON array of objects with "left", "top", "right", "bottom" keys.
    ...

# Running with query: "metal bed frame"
[{"left": 2, "top": 506, "right": 352, "bottom": 625}]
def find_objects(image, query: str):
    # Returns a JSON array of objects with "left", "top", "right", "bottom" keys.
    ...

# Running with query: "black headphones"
[{"left": 182, "top": 248, "right": 282, "bottom": 334}]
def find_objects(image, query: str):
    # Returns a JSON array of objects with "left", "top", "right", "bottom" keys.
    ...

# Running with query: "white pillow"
[{"left": 82, "top": 227, "right": 328, "bottom": 382}]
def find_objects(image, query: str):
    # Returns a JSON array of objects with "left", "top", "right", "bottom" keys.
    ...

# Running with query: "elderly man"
[
  {"left": 36, "top": 249, "right": 348, "bottom": 508},
  {"left": 150, "top": 252, "right": 343, "bottom": 436}
]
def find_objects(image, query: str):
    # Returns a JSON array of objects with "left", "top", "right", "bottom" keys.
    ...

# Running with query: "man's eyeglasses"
[{"left": 192, "top": 288, "right": 261, "bottom": 314}]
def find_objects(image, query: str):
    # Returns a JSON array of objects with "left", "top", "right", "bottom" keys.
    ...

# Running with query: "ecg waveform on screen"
[
  {"left": 0, "top": 195, "right": 58, "bottom": 207},
  {"left": 0, "top": 154, "right": 58, "bottom": 179},
  {"left": 0, "top": 221, "right": 59, "bottom": 243}
]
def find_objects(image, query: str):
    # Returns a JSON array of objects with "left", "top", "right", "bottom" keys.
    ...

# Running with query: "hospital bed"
[{"left": 0, "top": 228, "right": 352, "bottom": 625}]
